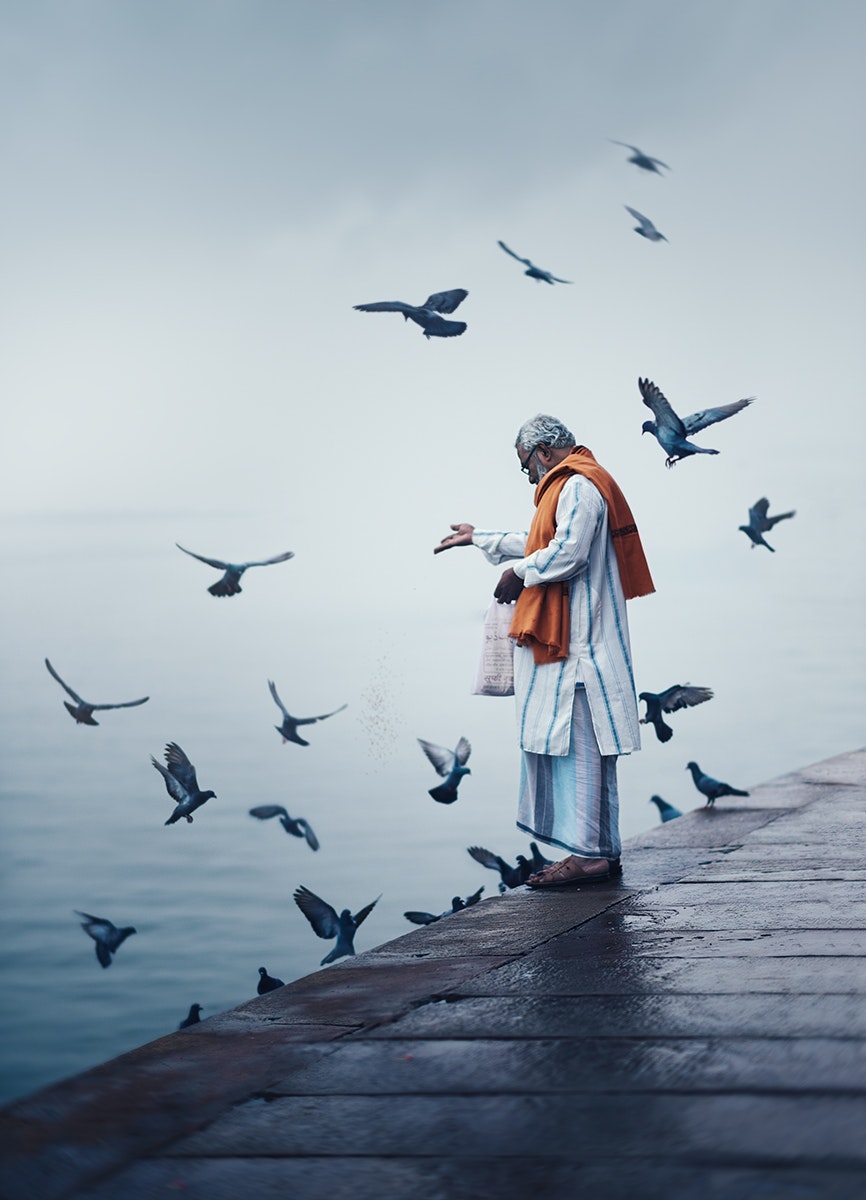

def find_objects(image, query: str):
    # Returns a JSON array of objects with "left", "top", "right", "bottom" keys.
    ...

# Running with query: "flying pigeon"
[
  {"left": 178, "top": 1004, "right": 203, "bottom": 1029},
  {"left": 417, "top": 736, "right": 472, "bottom": 804},
  {"left": 257, "top": 967, "right": 285, "bottom": 994},
  {"left": 686, "top": 761, "right": 749, "bottom": 807},
  {"left": 44, "top": 658, "right": 148, "bottom": 726},
  {"left": 75, "top": 911, "right": 136, "bottom": 968},
  {"left": 151, "top": 742, "right": 216, "bottom": 825},
  {"left": 610, "top": 140, "right": 671, "bottom": 174},
  {"left": 467, "top": 845, "right": 531, "bottom": 890},
  {"left": 404, "top": 886, "right": 485, "bottom": 925},
  {"left": 649, "top": 795, "right": 682, "bottom": 823},
  {"left": 497, "top": 241, "right": 572, "bottom": 285},
  {"left": 267, "top": 679, "right": 347, "bottom": 746},
  {"left": 249, "top": 804, "right": 319, "bottom": 850},
  {"left": 638, "top": 684, "right": 714, "bottom": 743},
  {"left": 639, "top": 377, "right": 754, "bottom": 467},
  {"left": 624, "top": 206, "right": 667, "bottom": 242},
  {"left": 528, "top": 841, "right": 554, "bottom": 875},
  {"left": 353, "top": 289, "right": 468, "bottom": 339},
  {"left": 739, "top": 498, "right": 796, "bottom": 552},
  {"left": 293, "top": 885, "right": 380, "bottom": 965},
  {"left": 176, "top": 544, "right": 294, "bottom": 597}
]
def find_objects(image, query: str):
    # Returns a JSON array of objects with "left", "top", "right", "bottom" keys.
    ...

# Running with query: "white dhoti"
[{"left": 517, "top": 685, "right": 621, "bottom": 860}]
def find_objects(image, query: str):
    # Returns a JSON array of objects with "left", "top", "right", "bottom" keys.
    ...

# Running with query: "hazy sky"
[{"left": 2, "top": 0, "right": 864, "bottom": 763}]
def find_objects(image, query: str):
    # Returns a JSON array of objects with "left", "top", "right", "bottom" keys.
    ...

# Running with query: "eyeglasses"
[{"left": 519, "top": 445, "right": 542, "bottom": 474}]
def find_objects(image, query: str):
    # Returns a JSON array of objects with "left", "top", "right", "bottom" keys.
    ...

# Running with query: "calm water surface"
[{"left": 1, "top": 512, "right": 863, "bottom": 1104}]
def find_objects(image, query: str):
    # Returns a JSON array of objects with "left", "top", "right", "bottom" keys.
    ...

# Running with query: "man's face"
[{"left": 517, "top": 443, "right": 544, "bottom": 485}]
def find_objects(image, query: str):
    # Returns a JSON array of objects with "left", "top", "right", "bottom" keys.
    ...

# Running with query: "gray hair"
[{"left": 514, "top": 414, "right": 575, "bottom": 453}]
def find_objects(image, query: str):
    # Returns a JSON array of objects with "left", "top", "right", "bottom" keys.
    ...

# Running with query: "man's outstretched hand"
[
  {"left": 493, "top": 567, "right": 524, "bottom": 604},
  {"left": 434, "top": 523, "right": 475, "bottom": 554}
]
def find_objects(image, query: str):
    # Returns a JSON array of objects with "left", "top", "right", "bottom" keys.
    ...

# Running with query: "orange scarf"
[{"left": 509, "top": 446, "right": 654, "bottom": 664}]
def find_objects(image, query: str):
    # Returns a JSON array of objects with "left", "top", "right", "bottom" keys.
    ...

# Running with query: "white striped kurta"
[{"left": 473, "top": 474, "right": 641, "bottom": 758}]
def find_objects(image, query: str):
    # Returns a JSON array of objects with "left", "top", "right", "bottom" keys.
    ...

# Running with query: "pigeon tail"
[{"left": 428, "top": 782, "right": 459, "bottom": 804}]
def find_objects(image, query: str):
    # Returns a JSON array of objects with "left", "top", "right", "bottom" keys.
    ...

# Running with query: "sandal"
[{"left": 526, "top": 855, "right": 612, "bottom": 889}]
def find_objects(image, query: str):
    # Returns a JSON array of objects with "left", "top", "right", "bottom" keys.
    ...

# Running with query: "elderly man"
[{"left": 434, "top": 414, "right": 654, "bottom": 886}]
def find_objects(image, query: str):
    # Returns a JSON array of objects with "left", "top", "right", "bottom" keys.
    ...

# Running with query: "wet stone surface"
[
  {"left": 361, "top": 992, "right": 866, "bottom": 1040},
  {"left": 171, "top": 1091, "right": 866, "bottom": 1163},
  {"left": 266, "top": 1034, "right": 866, "bottom": 1095},
  {"left": 452, "top": 952, "right": 866, "bottom": 996},
  {"left": 74, "top": 1158, "right": 866, "bottom": 1200}
]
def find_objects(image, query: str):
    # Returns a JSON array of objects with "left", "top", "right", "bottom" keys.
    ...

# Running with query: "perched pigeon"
[
  {"left": 178, "top": 1003, "right": 202, "bottom": 1029},
  {"left": 257, "top": 967, "right": 285, "bottom": 994},
  {"left": 249, "top": 804, "right": 319, "bottom": 850},
  {"left": 624, "top": 206, "right": 667, "bottom": 242},
  {"left": 293, "top": 885, "right": 380, "bottom": 965},
  {"left": 610, "top": 140, "right": 671, "bottom": 174},
  {"left": 686, "top": 761, "right": 749, "bottom": 807},
  {"left": 739, "top": 498, "right": 796, "bottom": 552},
  {"left": 176, "top": 544, "right": 294, "bottom": 597},
  {"left": 268, "top": 679, "right": 347, "bottom": 747},
  {"left": 75, "top": 911, "right": 136, "bottom": 968},
  {"left": 404, "top": 886, "right": 485, "bottom": 925},
  {"left": 151, "top": 742, "right": 216, "bottom": 825},
  {"left": 44, "top": 658, "right": 148, "bottom": 726},
  {"left": 417, "top": 736, "right": 471, "bottom": 804},
  {"left": 353, "top": 289, "right": 468, "bottom": 339},
  {"left": 639, "top": 377, "right": 754, "bottom": 467},
  {"left": 639, "top": 684, "right": 714, "bottom": 743},
  {"left": 497, "top": 241, "right": 572, "bottom": 285},
  {"left": 468, "top": 845, "right": 531, "bottom": 890},
  {"left": 649, "top": 795, "right": 682, "bottom": 823}
]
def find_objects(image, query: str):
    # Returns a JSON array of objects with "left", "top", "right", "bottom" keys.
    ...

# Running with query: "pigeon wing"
[
  {"left": 296, "top": 819, "right": 320, "bottom": 851},
  {"left": 547, "top": 274, "right": 573, "bottom": 284},
  {"left": 175, "top": 544, "right": 230, "bottom": 570},
  {"left": 682, "top": 398, "right": 753, "bottom": 436},
  {"left": 163, "top": 742, "right": 200, "bottom": 794},
  {"left": 45, "top": 659, "right": 87, "bottom": 705},
  {"left": 267, "top": 679, "right": 292, "bottom": 720},
  {"left": 404, "top": 911, "right": 438, "bottom": 925},
  {"left": 249, "top": 805, "right": 289, "bottom": 821},
  {"left": 75, "top": 910, "right": 110, "bottom": 934},
  {"left": 294, "top": 703, "right": 348, "bottom": 726},
  {"left": 497, "top": 241, "right": 531, "bottom": 267},
  {"left": 609, "top": 140, "right": 640, "bottom": 153},
  {"left": 638, "top": 378, "right": 686, "bottom": 436},
  {"left": 625, "top": 206, "right": 652, "bottom": 231},
  {"left": 454, "top": 736, "right": 472, "bottom": 766},
  {"left": 659, "top": 685, "right": 714, "bottom": 713},
  {"left": 151, "top": 756, "right": 189, "bottom": 805},
  {"left": 467, "top": 845, "right": 499, "bottom": 870},
  {"left": 423, "top": 289, "right": 468, "bottom": 314},
  {"left": 418, "top": 738, "right": 456, "bottom": 778},
  {"left": 352, "top": 895, "right": 381, "bottom": 928},
  {"left": 238, "top": 551, "right": 294, "bottom": 569},
  {"left": 294, "top": 886, "right": 340, "bottom": 939},
  {"left": 353, "top": 300, "right": 415, "bottom": 314},
  {"left": 90, "top": 696, "right": 149, "bottom": 711},
  {"left": 765, "top": 508, "right": 796, "bottom": 529}
]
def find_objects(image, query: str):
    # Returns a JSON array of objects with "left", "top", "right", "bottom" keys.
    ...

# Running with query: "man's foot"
[{"left": 525, "top": 855, "right": 614, "bottom": 888}]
